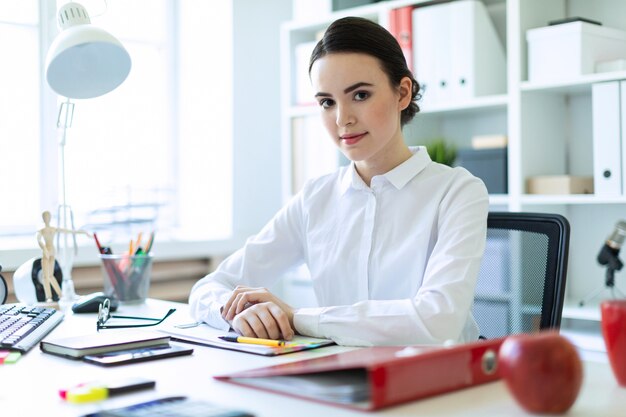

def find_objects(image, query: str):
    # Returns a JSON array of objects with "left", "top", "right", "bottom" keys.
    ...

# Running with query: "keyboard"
[{"left": 0, "top": 304, "right": 64, "bottom": 352}]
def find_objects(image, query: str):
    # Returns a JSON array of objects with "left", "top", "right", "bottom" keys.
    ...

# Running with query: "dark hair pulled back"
[{"left": 309, "top": 16, "right": 421, "bottom": 126}]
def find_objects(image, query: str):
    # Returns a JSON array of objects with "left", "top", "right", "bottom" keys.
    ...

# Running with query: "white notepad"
[{"left": 159, "top": 323, "right": 334, "bottom": 356}]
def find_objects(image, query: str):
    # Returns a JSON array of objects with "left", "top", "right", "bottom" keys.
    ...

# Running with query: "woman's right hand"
[{"left": 222, "top": 286, "right": 295, "bottom": 340}]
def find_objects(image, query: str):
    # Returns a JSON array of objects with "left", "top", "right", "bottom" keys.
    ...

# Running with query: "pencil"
[
  {"left": 144, "top": 232, "right": 155, "bottom": 254},
  {"left": 135, "top": 232, "right": 143, "bottom": 250},
  {"left": 218, "top": 335, "right": 285, "bottom": 347}
]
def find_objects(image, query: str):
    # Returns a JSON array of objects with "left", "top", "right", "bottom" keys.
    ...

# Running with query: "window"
[
  {"left": 0, "top": 2, "right": 40, "bottom": 234},
  {"left": 0, "top": 0, "right": 233, "bottom": 245}
]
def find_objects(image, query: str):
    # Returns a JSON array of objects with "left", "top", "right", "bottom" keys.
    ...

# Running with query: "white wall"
[{"left": 232, "top": 0, "right": 293, "bottom": 242}]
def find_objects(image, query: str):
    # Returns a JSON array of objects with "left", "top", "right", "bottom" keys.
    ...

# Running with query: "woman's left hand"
[{"left": 222, "top": 286, "right": 295, "bottom": 340}]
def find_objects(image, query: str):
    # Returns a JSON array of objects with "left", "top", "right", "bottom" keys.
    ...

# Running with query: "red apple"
[{"left": 498, "top": 332, "right": 583, "bottom": 414}]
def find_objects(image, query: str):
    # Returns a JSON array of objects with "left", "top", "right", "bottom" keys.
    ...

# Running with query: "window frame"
[{"left": 0, "top": 0, "right": 236, "bottom": 270}]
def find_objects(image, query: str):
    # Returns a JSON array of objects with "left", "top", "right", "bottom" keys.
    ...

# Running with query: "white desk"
[{"left": 2, "top": 299, "right": 625, "bottom": 416}]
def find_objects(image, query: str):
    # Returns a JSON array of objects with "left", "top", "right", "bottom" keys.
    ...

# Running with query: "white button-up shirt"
[{"left": 189, "top": 147, "right": 489, "bottom": 346}]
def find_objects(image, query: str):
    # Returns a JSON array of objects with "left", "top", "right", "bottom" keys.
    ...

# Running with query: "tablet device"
[{"left": 83, "top": 343, "right": 193, "bottom": 366}]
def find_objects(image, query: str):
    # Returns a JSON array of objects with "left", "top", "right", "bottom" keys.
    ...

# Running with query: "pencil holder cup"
[{"left": 99, "top": 254, "right": 153, "bottom": 304}]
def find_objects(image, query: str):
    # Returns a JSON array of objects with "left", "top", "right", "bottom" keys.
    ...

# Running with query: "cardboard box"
[
  {"left": 527, "top": 21, "right": 626, "bottom": 82},
  {"left": 526, "top": 175, "right": 594, "bottom": 194},
  {"left": 471, "top": 134, "right": 508, "bottom": 149}
]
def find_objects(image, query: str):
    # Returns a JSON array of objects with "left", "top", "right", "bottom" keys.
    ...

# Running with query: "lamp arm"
[
  {"left": 55, "top": 98, "right": 80, "bottom": 263},
  {"left": 56, "top": 98, "right": 74, "bottom": 210}
]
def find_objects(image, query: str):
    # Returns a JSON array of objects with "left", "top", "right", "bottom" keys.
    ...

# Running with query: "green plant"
[{"left": 425, "top": 138, "right": 457, "bottom": 166}]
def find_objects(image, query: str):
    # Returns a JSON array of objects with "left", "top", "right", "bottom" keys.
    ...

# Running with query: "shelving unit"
[{"left": 280, "top": 0, "right": 626, "bottom": 322}]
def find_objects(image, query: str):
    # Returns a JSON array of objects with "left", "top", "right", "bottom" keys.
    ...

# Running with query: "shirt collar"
[
  {"left": 339, "top": 146, "right": 431, "bottom": 195},
  {"left": 384, "top": 146, "right": 431, "bottom": 189},
  {"left": 339, "top": 164, "right": 364, "bottom": 195}
]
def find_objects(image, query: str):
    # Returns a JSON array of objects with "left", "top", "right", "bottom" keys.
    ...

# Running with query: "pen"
[
  {"left": 94, "top": 233, "right": 113, "bottom": 255},
  {"left": 93, "top": 232, "right": 104, "bottom": 253},
  {"left": 218, "top": 335, "right": 285, "bottom": 347}
]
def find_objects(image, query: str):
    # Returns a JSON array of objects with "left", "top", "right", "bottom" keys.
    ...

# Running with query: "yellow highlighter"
[
  {"left": 65, "top": 386, "right": 109, "bottom": 404},
  {"left": 218, "top": 335, "right": 285, "bottom": 347},
  {"left": 60, "top": 377, "right": 156, "bottom": 404}
]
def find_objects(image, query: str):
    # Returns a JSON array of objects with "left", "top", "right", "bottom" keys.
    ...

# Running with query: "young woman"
[{"left": 189, "top": 17, "right": 488, "bottom": 346}]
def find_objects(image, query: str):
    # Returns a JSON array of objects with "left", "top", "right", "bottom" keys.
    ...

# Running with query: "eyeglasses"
[{"left": 97, "top": 298, "right": 176, "bottom": 331}]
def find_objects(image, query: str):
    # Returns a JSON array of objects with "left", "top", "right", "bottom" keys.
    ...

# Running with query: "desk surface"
[{"left": 2, "top": 299, "right": 625, "bottom": 416}]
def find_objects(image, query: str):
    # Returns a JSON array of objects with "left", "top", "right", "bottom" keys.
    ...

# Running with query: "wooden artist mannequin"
[{"left": 36, "top": 211, "right": 90, "bottom": 302}]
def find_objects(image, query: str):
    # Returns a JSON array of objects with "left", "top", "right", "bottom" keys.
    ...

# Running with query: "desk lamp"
[{"left": 45, "top": 1, "right": 131, "bottom": 306}]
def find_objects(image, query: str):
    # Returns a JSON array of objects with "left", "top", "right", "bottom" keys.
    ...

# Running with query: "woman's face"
[{"left": 310, "top": 52, "right": 411, "bottom": 169}]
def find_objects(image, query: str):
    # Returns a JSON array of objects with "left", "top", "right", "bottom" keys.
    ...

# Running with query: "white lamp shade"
[{"left": 46, "top": 24, "right": 131, "bottom": 99}]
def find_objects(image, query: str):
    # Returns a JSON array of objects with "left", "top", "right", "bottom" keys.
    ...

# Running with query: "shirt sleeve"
[
  {"left": 188, "top": 194, "right": 306, "bottom": 329},
  {"left": 294, "top": 171, "right": 489, "bottom": 346}
]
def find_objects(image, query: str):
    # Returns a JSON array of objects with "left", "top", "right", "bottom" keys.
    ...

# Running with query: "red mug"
[{"left": 601, "top": 299, "right": 626, "bottom": 386}]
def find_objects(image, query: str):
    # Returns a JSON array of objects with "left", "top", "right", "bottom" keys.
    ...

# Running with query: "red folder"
[
  {"left": 389, "top": 6, "right": 414, "bottom": 72},
  {"left": 215, "top": 338, "right": 504, "bottom": 411}
]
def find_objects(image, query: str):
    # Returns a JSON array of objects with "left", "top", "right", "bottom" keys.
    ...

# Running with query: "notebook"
[
  {"left": 159, "top": 323, "right": 334, "bottom": 356},
  {"left": 40, "top": 330, "right": 170, "bottom": 359}
]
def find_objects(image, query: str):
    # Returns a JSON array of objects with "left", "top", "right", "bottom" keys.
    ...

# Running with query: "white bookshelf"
[
  {"left": 521, "top": 70, "right": 626, "bottom": 94},
  {"left": 280, "top": 0, "right": 626, "bottom": 319},
  {"left": 420, "top": 94, "right": 509, "bottom": 115}
]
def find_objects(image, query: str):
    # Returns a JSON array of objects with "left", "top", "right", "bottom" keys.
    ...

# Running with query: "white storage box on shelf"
[
  {"left": 292, "top": 0, "right": 332, "bottom": 21},
  {"left": 527, "top": 20, "right": 626, "bottom": 83}
]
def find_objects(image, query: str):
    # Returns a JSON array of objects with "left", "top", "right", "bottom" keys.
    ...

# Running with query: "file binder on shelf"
[
  {"left": 622, "top": 81, "right": 626, "bottom": 196},
  {"left": 291, "top": 116, "right": 340, "bottom": 194},
  {"left": 389, "top": 6, "right": 413, "bottom": 72},
  {"left": 215, "top": 338, "right": 504, "bottom": 411},
  {"left": 592, "top": 81, "right": 623, "bottom": 196},
  {"left": 412, "top": 0, "right": 506, "bottom": 107},
  {"left": 412, "top": 2, "right": 446, "bottom": 106},
  {"left": 294, "top": 41, "right": 317, "bottom": 105}
]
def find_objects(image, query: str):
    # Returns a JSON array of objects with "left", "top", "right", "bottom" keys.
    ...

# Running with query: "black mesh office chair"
[{"left": 472, "top": 212, "right": 570, "bottom": 339}]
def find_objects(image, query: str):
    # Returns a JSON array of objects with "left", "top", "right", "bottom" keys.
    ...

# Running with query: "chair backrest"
[{"left": 472, "top": 212, "right": 570, "bottom": 338}]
